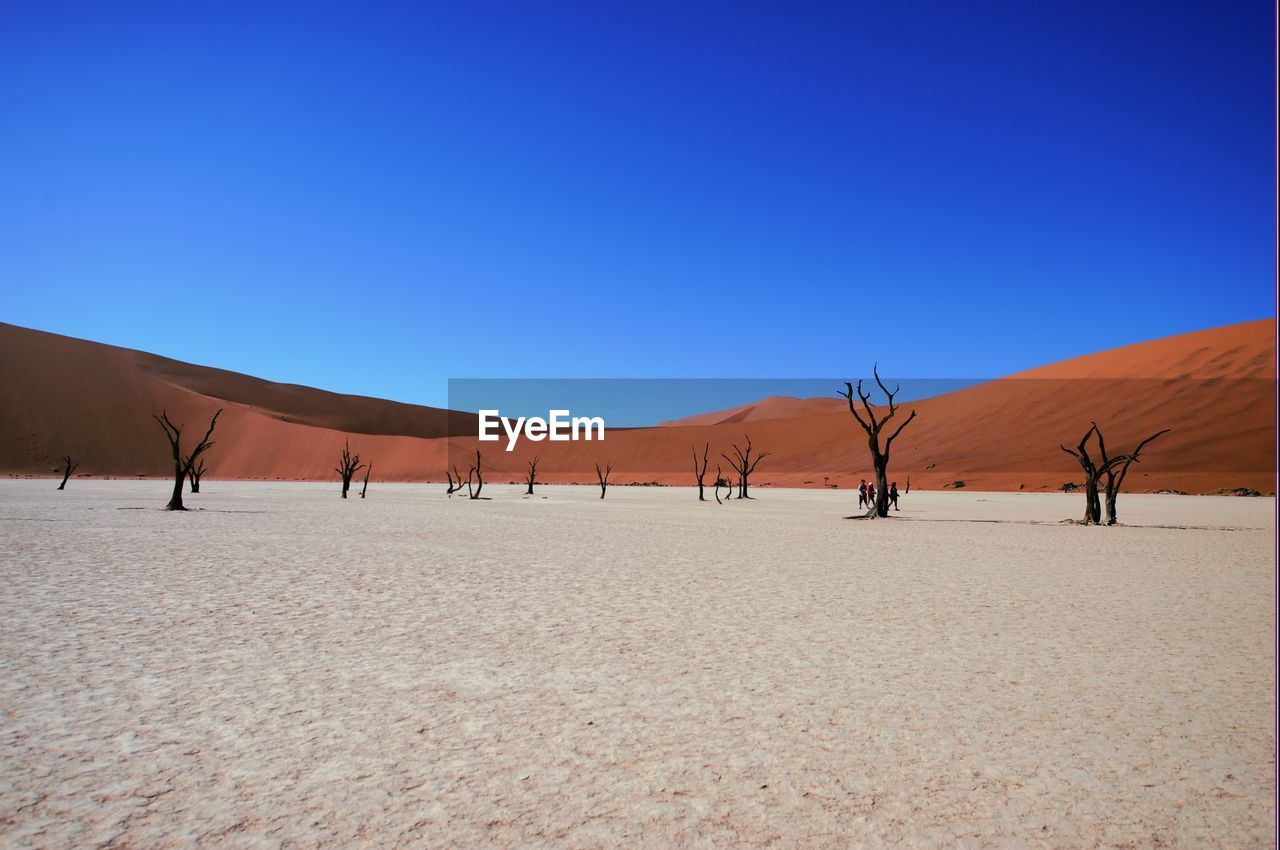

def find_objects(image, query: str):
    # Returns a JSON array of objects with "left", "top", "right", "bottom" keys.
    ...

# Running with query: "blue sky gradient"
[{"left": 2, "top": 1, "right": 1274, "bottom": 407}]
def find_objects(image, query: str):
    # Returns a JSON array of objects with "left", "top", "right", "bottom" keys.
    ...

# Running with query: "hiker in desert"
[
  {"left": 889, "top": 481, "right": 900, "bottom": 511},
  {"left": 858, "top": 479, "right": 868, "bottom": 509}
]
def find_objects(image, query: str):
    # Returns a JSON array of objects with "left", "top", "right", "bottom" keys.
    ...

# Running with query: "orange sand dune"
[
  {"left": 660, "top": 395, "right": 844, "bottom": 427},
  {"left": 0, "top": 323, "right": 461, "bottom": 480},
  {"left": 446, "top": 319, "right": 1276, "bottom": 493},
  {"left": 1, "top": 320, "right": 1274, "bottom": 492}
]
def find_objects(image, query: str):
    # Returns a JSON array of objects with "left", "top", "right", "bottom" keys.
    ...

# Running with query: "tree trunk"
[
  {"left": 341, "top": 475, "right": 351, "bottom": 498},
  {"left": 873, "top": 454, "right": 890, "bottom": 517},
  {"left": 57, "top": 460, "right": 74, "bottom": 491},
  {"left": 524, "top": 457, "right": 538, "bottom": 496},
  {"left": 1083, "top": 475, "right": 1102, "bottom": 525},
  {"left": 469, "top": 450, "right": 483, "bottom": 499},
  {"left": 693, "top": 444, "right": 708, "bottom": 501},
  {"left": 1104, "top": 484, "right": 1118, "bottom": 526},
  {"left": 167, "top": 469, "right": 186, "bottom": 511}
]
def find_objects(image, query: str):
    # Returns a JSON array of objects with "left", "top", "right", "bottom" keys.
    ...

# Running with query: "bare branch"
[{"left": 884, "top": 408, "right": 917, "bottom": 452}]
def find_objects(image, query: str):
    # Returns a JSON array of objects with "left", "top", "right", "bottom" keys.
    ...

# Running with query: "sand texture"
[{"left": 1, "top": 481, "right": 1274, "bottom": 848}]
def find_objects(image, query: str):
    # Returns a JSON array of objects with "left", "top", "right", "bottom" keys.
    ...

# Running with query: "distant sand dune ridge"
[{"left": 0, "top": 320, "right": 1273, "bottom": 492}]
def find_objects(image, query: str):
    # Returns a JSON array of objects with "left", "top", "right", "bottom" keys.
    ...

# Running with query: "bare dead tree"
[
  {"left": 186, "top": 456, "right": 206, "bottom": 493},
  {"left": 1059, "top": 424, "right": 1133, "bottom": 525},
  {"left": 467, "top": 450, "right": 483, "bottom": 499},
  {"left": 360, "top": 461, "right": 372, "bottom": 499},
  {"left": 693, "top": 443, "right": 710, "bottom": 501},
  {"left": 153, "top": 409, "right": 221, "bottom": 511},
  {"left": 57, "top": 455, "right": 78, "bottom": 491},
  {"left": 524, "top": 455, "right": 540, "bottom": 495},
  {"left": 839, "top": 367, "right": 917, "bottom": 518},
  {"left": 1095, "top": 423, "right": 1170, "bottom": 526},
  {"left": 336, "top": 440, "right": 365, "bottom": 499},
  {"left": 721, "top": 435, "right": 768, "bottom": 499},
  {"left": 595, "top": 462, "right": 612, "bottom": 499},
  {"left": 713, "top": 464, "right": 733, "bottom": 504},
  {"left": 904, "top": 476, "right": 911, "bottom": 495},
  {"left": 721, "top": 435, "right": 768, "bottom": 494},
  {"left": 446, "top": 464, "right": 467, "bottom": 495}
]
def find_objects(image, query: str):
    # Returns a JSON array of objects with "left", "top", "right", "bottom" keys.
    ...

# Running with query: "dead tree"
[
  {"left": 336, "top": 440, "right": 365, "bottom": 499},
  {"left": 153, "top": 409, "right": 221, "bottom": 511},
  {"left": 693, "top": 443, "right": 710, "bottom": 501},
  {"left": 186, "top": 457, "right": 206, "bottom": 493},
  {"left": 467, "top": 450, "right": 483, "bottom": 499},
  {"left": 57, "top": 456, "right": 78, "bottom": 491},
  {"left": 360, "top": 462, "right": 372, "bottom": 499},
  {"left": 1095, "top": 423, "right": 1170, "bottom": 526},
  {"left": 721, "top": 436, "right": 768, "bottom": 499},
  {"left": 524, "top": 456, "right": 540, "bottom": 495},
  {"left": 713, "top": 464, "right": 735, "bottom": 503},
  {"left": 446, "top": 464, "right": 467, "bottom": 495},
  {"left": 839, "top": 367, "right": 917, "bottom": 517},
  {"left": 1059, "top": 424, "right": 1132, "bottom": 525},
  {"left": 595, "top": 462, "right": 611, "bottom": 499}
]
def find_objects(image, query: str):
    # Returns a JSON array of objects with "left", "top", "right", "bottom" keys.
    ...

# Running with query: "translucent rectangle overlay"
[{"left": 443, "top": 377, "right": 1275, "bottom": 485}]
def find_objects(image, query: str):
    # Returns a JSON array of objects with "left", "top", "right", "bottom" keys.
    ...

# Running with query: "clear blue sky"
[{"left": 2, "top": 1, "right": 1274, "bottom": 407}]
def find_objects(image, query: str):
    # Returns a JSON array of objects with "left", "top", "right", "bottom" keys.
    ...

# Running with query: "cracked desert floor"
[{"left": 1, "top": 480, "right": 1274, "bottom": 848}]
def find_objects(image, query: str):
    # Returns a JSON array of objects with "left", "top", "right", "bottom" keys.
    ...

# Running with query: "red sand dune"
[
  {"left": 660, "top": 396, "right": 844, "bottom": 427},
  {"left": 1, "top": 320, "right": 1273, "bottom": 493}
]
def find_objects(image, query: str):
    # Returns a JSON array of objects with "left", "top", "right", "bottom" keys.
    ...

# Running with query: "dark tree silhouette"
[
  {"left": 1059, "top": 424, "right": 1133, "bottom": 525},
  {"left": 692, "top": 443, "right": 710, "bottom": 501},
  {"left": 360, "top": 462, "right": 372, "bottom": 499},
  {"left": 721, "top": 436, "right": 768, "bottom": 499},
  {"left": 524, "top": 456, "right": 540, "bottom": 495},
  {"left": 336, "top": 441, "right": 365, "bottom": 499},
  {"left": 839, "top": 367, "right": 917, "bottom": 518},
  {"left": 713, "top": 464, "right": 730, "bottom": 504},
  {"left": 1095, "top": 423, "right": 1170, "bottom": 526},
  {"left": 153, "top": 409, "right": 221, "bottom": 511},
  {"left": 57, "top": 455, "right": 78, "bottom": 491},
  {"left": 186, "top": 457, "right": 206, "bottom": 493},
  {"left": 467, "top": 450, "right": 483, "bottom": 500},
  {"left": 446, "top": 465, "right": 467, "bottom": 495},
  {"left": 595, "top": 462, "right": 611, "bottom": 499}
]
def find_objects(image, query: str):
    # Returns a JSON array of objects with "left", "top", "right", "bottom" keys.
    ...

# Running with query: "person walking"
[
  {"left": 867, "top": 481, "right": 876, "bottom": 509},
  {"left": 889, "top": 481, "right": 900, "bottom": 511},
  {"left": 858, "top": 479, "right": 868, "bottom": 509}
]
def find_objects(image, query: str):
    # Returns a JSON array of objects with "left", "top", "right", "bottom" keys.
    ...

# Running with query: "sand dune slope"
[
  {"left": 448, "top": 320, "right": 1276, "bottom": 493},
  {"left": 0, "top": 323, "right": 461, "bottom": 479},
  {"left": 0, "top": 320, "right": 1273, "bottom": 492}
]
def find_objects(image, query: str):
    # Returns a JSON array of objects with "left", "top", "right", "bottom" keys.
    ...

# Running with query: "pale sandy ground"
[{"left": 0, "top": 480, "right": 1274, "bottom": 849}]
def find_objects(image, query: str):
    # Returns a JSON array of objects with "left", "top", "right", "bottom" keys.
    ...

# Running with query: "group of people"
[{"left": 858, "top": 479, "right": 900, "bottom": 511}]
